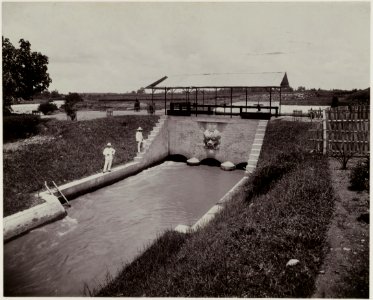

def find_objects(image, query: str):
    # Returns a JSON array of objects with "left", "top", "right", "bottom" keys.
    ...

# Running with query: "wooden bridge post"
[
  {"left": 164, "top": 87, "right": 167, "bottom": 115},
  {"left": 245, "top": 88, "right": 248, "bottom": 113},
  {"left": 230, "top": 87, "right": 233, "bottom": 118},
  {"left": 323, "top": 109, "right": 327, "bottom": 154}
]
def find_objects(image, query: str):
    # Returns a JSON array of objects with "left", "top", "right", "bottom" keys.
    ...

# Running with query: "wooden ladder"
[{"left": 45, "top": 181, "right": 71, "bottom": 207}]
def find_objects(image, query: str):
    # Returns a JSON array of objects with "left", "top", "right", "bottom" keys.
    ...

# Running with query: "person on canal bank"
[
  {"left": 136, "top": 127, "right": 143, "bottom": 153},
  {"left": 103, "top": 143, "right": 116, "bottom": 173}
]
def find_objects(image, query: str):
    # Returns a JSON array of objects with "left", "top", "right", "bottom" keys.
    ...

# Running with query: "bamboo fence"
[{"left": 309, "top": 106, "right": 370, "bottom": 156}]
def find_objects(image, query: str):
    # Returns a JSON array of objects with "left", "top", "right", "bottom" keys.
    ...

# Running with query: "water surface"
[{"left": 4, "top": 162, "right": 243, "bottom": 296}]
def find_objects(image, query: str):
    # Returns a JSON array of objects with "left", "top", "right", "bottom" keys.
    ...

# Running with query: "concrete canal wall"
[
  {"left": 168, "top": 116, "right": 259, "bottom": 164},
  {"left": 4, "top": 116, "right": 169, "bottom": 242},
  {"left": 4, "top": 115, "right": 266, "bottom": 241},
  {"left": 175, "top": 120, "right": 269, "bottom": 234}
]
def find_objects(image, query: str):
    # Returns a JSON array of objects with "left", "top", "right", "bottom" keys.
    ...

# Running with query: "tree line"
[{"left": 2, "top": 36, "right": 82, "bottom": 119}]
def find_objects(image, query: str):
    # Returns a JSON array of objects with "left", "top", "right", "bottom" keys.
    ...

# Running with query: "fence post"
[{"left": 323, "top": 109, "right": 327, "bottom": 155}]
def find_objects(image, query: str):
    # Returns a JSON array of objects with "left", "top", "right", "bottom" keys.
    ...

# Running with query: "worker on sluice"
[
  {"left": 136, "top": 127, "right": 144, "bottom": 153},
  {"left": 103, "top": 143, "right": 116, "bottom": 173}
]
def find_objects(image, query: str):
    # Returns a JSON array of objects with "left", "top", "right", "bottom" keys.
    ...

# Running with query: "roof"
[{"left": 146, "top": 72, "right": 289, "bottom": 89}]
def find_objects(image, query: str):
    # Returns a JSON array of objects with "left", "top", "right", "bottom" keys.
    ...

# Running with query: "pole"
[
  {"left": 230, "top": 87, "right": 233, "bottom": 118},
  {"left": 269, "top": 88, "right": 272, "bottom": 116},
  {"left": 279, "top": 87, "right": 282, "bottom": 115},
  {"left": 151, "top": 89, "right": 154, "bottom": 114},
  {"left": 323, "top": 109, "right": 327, "bottom": 154},
  {"left": 215, "top": 88, "right": 217, "bottom": 107},
  {"left": 245, "top": 87, "right": 248, "bottom": 113},
  {"left": 164, "top": 87, "right": 167, "bottom": 115},
  {"left": 195, "top": 88, "right": 198, "bottom": 117}
]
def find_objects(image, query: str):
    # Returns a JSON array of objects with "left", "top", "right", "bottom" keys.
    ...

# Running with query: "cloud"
[{"left": 246, "top": 51, "right": 286, "bottom": 56}]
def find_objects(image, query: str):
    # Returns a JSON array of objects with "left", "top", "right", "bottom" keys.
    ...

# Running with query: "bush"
[
  {"left": 3, "top": 114, "right": 42, "bottom": 142},
  {"left": 38, "top": 101, "right": 58, "bottom": 115},
  {"left": 350, "top": 158, "right": 369, "bottom": 191}
]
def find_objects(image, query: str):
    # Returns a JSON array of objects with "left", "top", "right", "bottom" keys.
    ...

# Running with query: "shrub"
[
  {"left": 350, "top": 157, "right": 369, "bottom": 191},
  {"left": 38, "top": 101, "right": 58, "bottom": 115},
  {"left": 3, "top": 114, "right": 42, "bottom": 142}
]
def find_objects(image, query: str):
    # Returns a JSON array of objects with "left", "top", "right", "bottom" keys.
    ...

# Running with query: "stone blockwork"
[
  {"left": 134, "top": 115, "right": 168, "bottom": 166},
  {"left": 168, "top": 116, "right": 259, "bottom": 164},
  {"left": 245, "top": 120, "right": 268, "bottom": 174},
  {"left": 174, "top": 120, "right": 269, "bottom": 234}
]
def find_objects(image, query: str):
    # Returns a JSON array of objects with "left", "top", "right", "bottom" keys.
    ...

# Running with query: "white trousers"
[
  {"left": 137, "top": 141, "right": 143, "bottom": 152},
  {"left": 103, "top": 156, "right": 113, "bottom": 172}
]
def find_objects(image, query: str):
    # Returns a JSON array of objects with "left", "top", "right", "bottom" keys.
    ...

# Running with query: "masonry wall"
[{"left": 167, "top": 116, "right": 259, "bottom": 164}]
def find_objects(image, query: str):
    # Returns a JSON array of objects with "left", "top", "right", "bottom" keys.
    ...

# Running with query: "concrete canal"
[{"left": 4, "top": 161, "right": 244, "bottom": 296}]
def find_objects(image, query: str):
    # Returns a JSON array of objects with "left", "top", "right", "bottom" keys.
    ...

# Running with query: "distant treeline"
[{"left": 77, "top": 88, "right": 369, "bottom": 106}]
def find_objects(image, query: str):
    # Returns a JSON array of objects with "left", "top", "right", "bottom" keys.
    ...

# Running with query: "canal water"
[{"left": 4, "top": 162, "right": 244, "bottom": 296}]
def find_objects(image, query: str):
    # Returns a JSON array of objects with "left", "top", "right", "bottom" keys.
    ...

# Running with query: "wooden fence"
[{"left": 309, "top": 106, "right": 370, "bottom": 156}]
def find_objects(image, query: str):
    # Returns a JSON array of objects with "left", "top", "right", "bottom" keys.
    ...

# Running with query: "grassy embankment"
[
  {"left": 3, "top": 115, "right": 159, "bottom": 217},
  {"left": 95, "top": 120, "right": 336, "bottom": 297}
]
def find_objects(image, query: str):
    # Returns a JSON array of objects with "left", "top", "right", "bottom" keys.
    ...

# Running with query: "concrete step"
[
  {"left": 250, "top": 148, "right": 261, "bottom": 154},
  {"left": 251, "top": 146, "right": 262, "bottom": 152},
  {"left": 247, "top": 160, "right": 257, "bottom": 166}
]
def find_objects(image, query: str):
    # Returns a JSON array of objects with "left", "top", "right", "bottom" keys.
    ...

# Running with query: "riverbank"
[
  {"left": 3, "top": 115, "right": 159, "bottom": 217},
  {"left": 95, "top": 120, "right": 339, "bottom": 297}
]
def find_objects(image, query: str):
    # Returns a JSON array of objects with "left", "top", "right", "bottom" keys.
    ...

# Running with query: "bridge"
[
  {"left": 138, "top": 72, "right": 290, "bottom": 168},
  {"left": 145, "top": 72, "right": 289, "bottom": 118}
]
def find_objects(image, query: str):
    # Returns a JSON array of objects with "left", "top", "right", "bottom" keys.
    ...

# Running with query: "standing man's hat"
[
  {"left": 137, "top": 127, "right": 143, "bottom": 131},
  {"left": 107, "top": 143, "right": 112, "bottom": 146}
]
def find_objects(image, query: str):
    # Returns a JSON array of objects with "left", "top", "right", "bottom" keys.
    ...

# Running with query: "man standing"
[
  {"left": 103, "top": 143, "right": 116, "bottom": 173},
  {"left": 136, "top": 127, "right": 143, "bottom": 153}
]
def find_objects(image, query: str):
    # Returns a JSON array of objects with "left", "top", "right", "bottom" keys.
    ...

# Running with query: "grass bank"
[
  {"left": 96, "top": 120, "right": 336, "bottom": 297},
  {"left": 3, "top": 115, "right": 159, "bottom": 217}
]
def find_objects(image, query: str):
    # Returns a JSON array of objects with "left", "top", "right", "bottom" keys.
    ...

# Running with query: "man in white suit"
[
  {"left": 103, "top": 143, "right": 116, "bottom": 173},
  {"left": 136, "top": 127, "right": 144, "bottom": 153}
]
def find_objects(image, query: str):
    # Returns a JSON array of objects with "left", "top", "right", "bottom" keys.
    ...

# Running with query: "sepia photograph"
[{"left": 2, "top": 1, "right": 370, "bottom": 297}]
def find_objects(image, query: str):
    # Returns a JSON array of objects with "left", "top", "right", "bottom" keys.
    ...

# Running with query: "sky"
[{"left": 2, "top": 1, "right": 370, "bottom": 93}]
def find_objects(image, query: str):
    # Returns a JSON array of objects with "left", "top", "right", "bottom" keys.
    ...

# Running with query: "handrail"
[
  {"left": 45, "top": 181, "right": 71, "bottom": 207},
  {"left": 52, "top": 181, "right": 71, "bottom": 207},
  {"left": 168, "top": 102, "right": 279, "bottom": 117}
]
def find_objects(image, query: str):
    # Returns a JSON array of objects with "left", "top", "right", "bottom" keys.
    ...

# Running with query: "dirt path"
[
  {"left": 3, "top": 136, "right": 55, "bottom": 152},
  {"left": 312, "top": 159, "right": 369, "bottom": 298}
]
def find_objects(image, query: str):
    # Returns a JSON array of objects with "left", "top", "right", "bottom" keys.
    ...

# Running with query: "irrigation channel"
[{"left": 4, "top": 161, "right": 244, "bottom": 296}]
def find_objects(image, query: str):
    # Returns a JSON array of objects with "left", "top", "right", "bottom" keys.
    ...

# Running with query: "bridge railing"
[{"left": 167, "top": 102, "right": 278, "bottom": 119}]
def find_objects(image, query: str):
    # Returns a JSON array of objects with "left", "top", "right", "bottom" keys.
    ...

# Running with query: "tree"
[
  {"left": 50, "top": 90, "right": 62, "bottom": 99},
  {"left": 297, "top": 86, "right": 306, "bottom": 92},
  {"left": 137, "top": 87, "right": 145, "bottom": 94},
  {"left": 2, "top": 37, "right": 52, "bottom": 113},
  {"left": 2, "top": 37, "right": 18, "bottom": 114},
  {"left": 38, "top": 101, "right": 58, "bottom": 115},
  {"left": 62, "top": 93, "right": 83, "bottom": 120}
]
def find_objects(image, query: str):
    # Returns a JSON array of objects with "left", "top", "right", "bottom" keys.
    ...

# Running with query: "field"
[
  {"left": 95, "top": 120, "right": 368, "bottom": 297},
  {"left": 3, "top": 115, "right": 159, "bottom": 217},
  {"left": 3, "top": 112, "right": 368, "bottom": 297}
]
